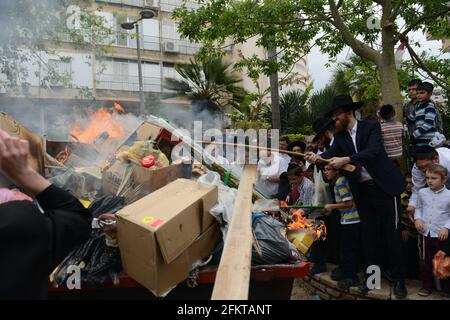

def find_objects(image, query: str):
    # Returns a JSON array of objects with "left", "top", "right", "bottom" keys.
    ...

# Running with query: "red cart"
[{"left": 48, "top": 261, "right": 310, "bottom": 300}]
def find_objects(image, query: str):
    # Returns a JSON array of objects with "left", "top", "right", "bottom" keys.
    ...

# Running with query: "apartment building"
[{"left": 0, "top": 0, "right": 309, "bottom": 137}]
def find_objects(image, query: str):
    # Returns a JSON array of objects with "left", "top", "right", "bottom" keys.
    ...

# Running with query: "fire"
[
  {"left": 72, "top": 108, "right": 125, "bottom": 144},
  {"left": 288, "top": 210, "right": 313, "bottom": 230},
  {"left": 113, "top": 102, "right": 125, "bottom": 113},
  {"left": 287, "top": 209, "right": 327, "bottom": 240}
]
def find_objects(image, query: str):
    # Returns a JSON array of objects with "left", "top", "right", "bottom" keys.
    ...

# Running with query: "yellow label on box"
[{"left": 142, "top": 216, "right": 154, "bottom": 224}]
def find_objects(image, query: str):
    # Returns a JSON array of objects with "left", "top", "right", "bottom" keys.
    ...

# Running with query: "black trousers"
[
  {"left": 340, "top": 223, "right": 361, "bottom": 279},
  {"left": 402, "top": 236, "right": 420, "bottom": 279},
  {"left": 308, "top": 211, "right": 341, "bottom": 265},
  {"left": 356, "top": 181, "right": 405, "bottom": 281}
]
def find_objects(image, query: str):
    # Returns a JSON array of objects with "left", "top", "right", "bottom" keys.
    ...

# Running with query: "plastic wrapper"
[{"left": 433, "top": 251, "right": 450, "bottom": 279}]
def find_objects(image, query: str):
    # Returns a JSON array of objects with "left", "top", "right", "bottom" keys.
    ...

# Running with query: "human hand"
[
  {"left": 0, "top": 129, "right": 50, "bottom": 195},
  {"left": 324, "top": 204, "right": 333, "bottom": 214},
  {"left": 328, "top": 157, "right": 350, "bottom": 169},
  {"left": 406, "top": 206, "right": 415, "bottom": 222},
  {"left": 0, "top": 129, "right": 31, "bottom": 182},
  {"left": 304, "top": 152, "right": 318, "bottom": 164},
  {"left": 401, "top": 230, "right": 410, "bottom": 242},
  {"left": 414, "top": 219, "right": 425, "bottom": 233},
  {"left": 438, "top": 228, "right": 449, "bottom": 241}
]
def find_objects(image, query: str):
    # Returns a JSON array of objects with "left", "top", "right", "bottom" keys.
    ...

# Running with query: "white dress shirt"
[
  {"left": 409, "top": 147, "right": 450, "bottom": 208},
  {"left": 279, "top": 153, "right": 292, "bottom": 171},
  {"left": 256, "top": 152, "right": 287, "bottom": 198},
  {"left": 348, "top": 121, "right": 373, "bottom": 182},
  {"left": 414, "top": 186, "right": 450, "bottom": 237}
]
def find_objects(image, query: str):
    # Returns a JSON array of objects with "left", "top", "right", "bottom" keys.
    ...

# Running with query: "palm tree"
[
  {"left": 278, "top": 84, "right": 312, "bottom": 133},
  {"left": 164, "top": 57, "right": 246, "bottom": 107},
  {"left": 309, "top": 85, "right": 336, "bottom": 118},
  {"left": 164, "top": 57, "right": 247, "bottom": 129}
]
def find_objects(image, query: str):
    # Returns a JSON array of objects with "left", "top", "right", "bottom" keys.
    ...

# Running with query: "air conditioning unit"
[
  {"left": 143, "top": 0, "right": 159, "bottom": 8},
  {"left": 164, "top": 41, "right": 179, "bottom": 53}
]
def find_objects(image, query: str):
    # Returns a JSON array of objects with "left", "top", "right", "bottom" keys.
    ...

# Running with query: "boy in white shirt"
[{"left": 414, "top": 163, "right": 450, "bottom": 296}]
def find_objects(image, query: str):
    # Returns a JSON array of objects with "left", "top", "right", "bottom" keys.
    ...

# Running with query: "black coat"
[
  {"left": 321, "top": 120, "right": 405, "bottom": 197},
  {"left": 0, "top": 185, "right": 92, "bottom": 299}
]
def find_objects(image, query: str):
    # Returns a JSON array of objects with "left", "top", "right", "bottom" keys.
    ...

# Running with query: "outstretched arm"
[{"left": 0, "top": 129, "right": 50, "bottom": 195}]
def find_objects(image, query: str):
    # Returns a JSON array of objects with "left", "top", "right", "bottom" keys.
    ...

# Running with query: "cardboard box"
[
  {"left": 102, "top": 161, "right": 190, "bottom": 199},
  {"left": 116, "top": 179, "right": 219, "bottom": 296},
  {"left": 120, "top": 222, "right": 219, "bottom": 297}
]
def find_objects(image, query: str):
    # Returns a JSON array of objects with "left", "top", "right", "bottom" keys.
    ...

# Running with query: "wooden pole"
[
  {"left": 195, "top": 140, "right": 357, "bottom": 173},
  {"left": 211, "top": 164, "right": 257, "bottom": 300}
]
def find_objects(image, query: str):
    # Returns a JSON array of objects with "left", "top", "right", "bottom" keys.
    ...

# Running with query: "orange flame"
[
  {"left": 72, "top": 108, "right": 125, "bottom": 144},
  {"left": 113, "top": 102, "right": 125, "bottom": 113},
  {"left": 287, "top": 209, "right": 327, "bottom": 240},
  {"left": 288, "top": 210, "right": 313, "bottom": 229}
]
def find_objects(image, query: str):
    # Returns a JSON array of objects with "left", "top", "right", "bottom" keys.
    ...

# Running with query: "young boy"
[
  {"left": 399, "top": 173, "right": 420, "bottom": 279},
  {"left": 323, "top": 165, "right": 360, "bottom": 289},
  {"left": 379, "top": 104, "right": 403, "bottom": 163},
  {"left": 414, "top": 164, "right": 450, "bottom": 296},
  {"left": 407, "top": 82, "right": 441, "bottom": 147},
  {"left": 286, "top": 166, "right": 314, "bottom": 207}
]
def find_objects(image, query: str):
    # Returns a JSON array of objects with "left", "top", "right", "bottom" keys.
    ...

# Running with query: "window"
[{"left": 47, "top": 59, "right": 72, "bottom": 85}]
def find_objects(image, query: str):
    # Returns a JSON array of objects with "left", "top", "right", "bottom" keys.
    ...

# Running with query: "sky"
[{"left": 308, "top": 30, "right": 447, "bottom": 92}]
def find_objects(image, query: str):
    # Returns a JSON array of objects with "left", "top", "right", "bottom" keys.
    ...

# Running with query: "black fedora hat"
[
  {"left": 312, "top": 117, "right": 334, "bottom": 141},
  {"left": 313, "top": 117, "right": 334, "bottom": 135},
  {"left": 324, "top": 94, "right": 364, "bottom": 117}
]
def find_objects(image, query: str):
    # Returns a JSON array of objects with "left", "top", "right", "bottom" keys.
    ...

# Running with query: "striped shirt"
[
  {"left": 380, "top": 121, "right": 403, "bottom": 158},
  {"left": 334, "top": 175, "right": 360, "bottom": 225},
  {"left": 407, "top": 100, "right": 437, "bottom": 146}
]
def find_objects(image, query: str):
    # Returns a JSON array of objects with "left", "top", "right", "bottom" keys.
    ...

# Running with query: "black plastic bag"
[
  {"left": 52, "top": 194, "right": 125, "bottom": 288},
  {"left": 88, "top": 194, "right": 125, "bottom": 218},
  {"left": 251, "top": 213, "right": 297, "bottom": 265},
  {"left": 210, "top": 213, "right": 298, "bottom": 266}
]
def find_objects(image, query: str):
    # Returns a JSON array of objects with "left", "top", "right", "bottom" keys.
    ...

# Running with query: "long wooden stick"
[
  {"left": 194, "top": 140, "right": 357, "bottom": 173},
  {"left": 211, "top": 165, "right": 257, "bottom": 300}
]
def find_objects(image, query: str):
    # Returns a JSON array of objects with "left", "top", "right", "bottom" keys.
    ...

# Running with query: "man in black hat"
[
  {"left": 305, "top": 95, "right": 407, "bottom": 298},
  {"left": 313, "top": 117, "right": 335, "bottom": 151},
  {"left": 308, "top": 117, "right": 342, "bottom": 275}
]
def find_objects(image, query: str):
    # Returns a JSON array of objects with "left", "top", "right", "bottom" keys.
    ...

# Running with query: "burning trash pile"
[
  {"left": 0, "top": 109, "right": 316, "bottom": 297},
  {"left": 252, "top": 199, "right": 326, "bottom": 256}
]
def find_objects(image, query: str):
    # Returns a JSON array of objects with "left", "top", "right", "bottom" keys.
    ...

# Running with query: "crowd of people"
[
  {"left": 1, "top": 77, "right": 449, "bottom": 300},
  {"left": 255, "top": 80, "right": 450, "bottom": 299}
]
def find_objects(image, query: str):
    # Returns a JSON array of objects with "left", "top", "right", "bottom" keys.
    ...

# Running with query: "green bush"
[{"left": 282, "top": 133, "right": 307, "bottom": 142}]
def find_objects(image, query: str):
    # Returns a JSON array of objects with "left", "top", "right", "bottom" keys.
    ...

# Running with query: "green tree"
[
  {"left": 173, "top": 0, "right": 449, "bottom": 119},
  {"left": 164, "top": 57, "right": 247, "bottom": 109},
  {"left": 0, "top": 0, "right": 114, "bottom": 99},
  {"left": 230, "top": 77, "right": 273, "bottom": 129},
  {"left": 309, "top": 85, "right": 336, "bottom": 118},
  {"left": 279, "top": 85, "right": 312, "bottom": 133}
]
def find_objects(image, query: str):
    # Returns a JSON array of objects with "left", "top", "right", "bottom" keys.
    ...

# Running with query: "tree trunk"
[
  {"left": 91, "top": 52, "right": 97, "bottom": 99},
  {"left": 268, "top": 47, "right": 281, "bottom": 130},
  {"left": 378, "top": 25, "right": 403, "bottom": 122}
]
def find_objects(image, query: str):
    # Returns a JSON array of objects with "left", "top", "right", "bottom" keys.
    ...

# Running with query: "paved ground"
[{"left": 290, "top": 263, "right": 450, "bottom": 300}]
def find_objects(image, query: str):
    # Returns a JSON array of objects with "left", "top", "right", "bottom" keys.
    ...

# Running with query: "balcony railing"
[
  {"left": 96, "top": 0, "right": 200, "bottom": 11},
  {"left": 96, "top": 0, "right": 154, "bottom": 8},
  {"left": 97, "top": 74, "right": 162, "bottom": 92},
  {"left": 57, "top": 31, "right": 201, "bottom": 55},
  {"left": 160, "top": 0, "right": 200, "bottom": 12},
  {"left": 116, "top": 34, "right": 201, "bottom": 55}
]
